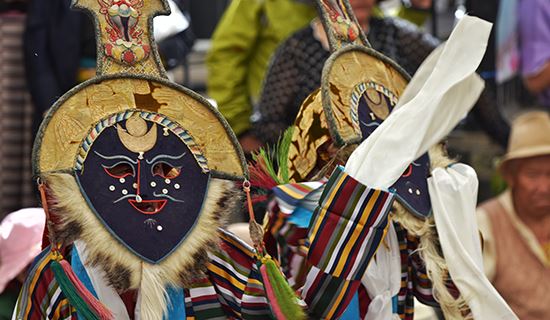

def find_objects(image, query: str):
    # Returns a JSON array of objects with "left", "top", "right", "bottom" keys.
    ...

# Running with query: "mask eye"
[
  {"left": 103, "top": 162, "right": 134, "bottom": 179},
  {"left": 153, "top": 162, "right": 181, "bottom": 179}
]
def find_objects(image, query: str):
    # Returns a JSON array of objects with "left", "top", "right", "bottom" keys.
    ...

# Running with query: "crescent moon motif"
[{"left": 117, "top": 122, "right": 158, "bottom": 154}]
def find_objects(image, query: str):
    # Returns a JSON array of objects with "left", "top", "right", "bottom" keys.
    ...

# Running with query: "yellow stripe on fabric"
[
  {"left": 309, "top": 174, "right": 346, "bottom": 244},
  {"left": 52, "top": 299, "right": 71, "bottom": 319},
  {"left": 333, "top": 189, "right": 381, "bottom": 276},
  {"left": 219, "top": 232, "right": 255, "bottom": 259},
  {"left": 24, "top": 252, "right": 54, "bottom": 317},
  {"left": 364, "top": 215, "right": 391, "bottom": 274},
  {"left": 272, "top": 214, "right": 285, "bottom": 236},
  {"left": 325, "top": 279, "right": 350, "bottom": 319},
  {"left": 248, "top": 278, "right": 263, "bottom": 287},
  {"left": 207, "top": 264, "right": 246, "bottom": 291},
  {"left": 277, "top": 184, "right": 309, "bottom": 199}
]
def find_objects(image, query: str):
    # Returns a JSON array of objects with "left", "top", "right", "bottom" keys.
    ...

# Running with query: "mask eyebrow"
[
  {"left": 94, "top": 151, "right": 138, "bottom": 164},
  {"left": 146, "top": 152, "right": 186, "bottom": 165}
]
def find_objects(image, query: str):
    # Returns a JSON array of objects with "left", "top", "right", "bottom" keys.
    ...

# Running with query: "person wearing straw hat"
[
  {"left": 477, "top": 111, "right": 550, "bottom": 320},
  {"left": 249, "top": 0, "right": 517, "bottom": 316}
]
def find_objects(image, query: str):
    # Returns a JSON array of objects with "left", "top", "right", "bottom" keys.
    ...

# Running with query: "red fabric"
[{"left": 119, "top": 290, "right": 138, "bottom": 319}]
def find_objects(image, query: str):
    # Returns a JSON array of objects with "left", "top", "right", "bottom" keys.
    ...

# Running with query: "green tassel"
[
  {"left": 263, "top": 257, "right": 306, "bottom": 320},
  {"left": 252, "top": 126, "right": 295, "bottom": 186},
  {"left": 51, "top": 260, "right": 100, "bottom": 320},
  {"left": 256, "top": 147, "right": 280, "bottom": 185}
]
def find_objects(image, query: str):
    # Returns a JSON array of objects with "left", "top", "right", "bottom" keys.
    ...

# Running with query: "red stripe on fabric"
[
  {"left": 191, "top": 294, "right": 218, "bottom": 303},
  {"left": 332, "top": 280, "right": 362, "bottom": 318},
  {"left": 308, "top": 210, "right": 340, "bottom": 266},
  {"left": 338, "top": 191, "right": 378, "bottom": 277},
  {"left": 342, "top": 192, "right": 390, "bottom": 278},
  {"left": 28, "top": 261, "right": 56, "bottom": 319},
  {"left": 308, "top": 174, "right": 353, "bottom": 266},
  {"left": 218, "top": 242, "right": 254, "bottom": 267},
  {"left": 304, "top": 269, "right": 326, "bottom": 303},
  {"left": 358, "top": 285, "right": 370, "bottom": 318},
  {"left": 289, "top": 183, "right": 314, "bottom": 193},
  {"left": 326, "top": 175, "right": 357, "bottom": 216}
]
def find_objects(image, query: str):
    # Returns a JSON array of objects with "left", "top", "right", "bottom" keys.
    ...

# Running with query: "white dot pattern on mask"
[
  {"left": 122, "top": 189, "right": 128, "bottom": 195},
  {"left": 162, "top": 189, "right": 168, "bottom": 194},
  {"left": 174, "top": 184, "right": 180, "bottom": 190},
  {"left": 416, "top": 189, "right": 421, "bottom": 195},
  {"left": 109, "top": 185, "right": 115, "bottom": 191},
  {"left": 408, "top": 188, "right": 413, "bottom": 194},
  {"left": 133, "top": 183, "right": 138, "bottom": 189},
  {"left": 157, "top": 225, "right": 163, "bottom": 231},
  {"left": 150, "top": 181, "right": 156, "bottom": 187},
  {"left": 165, "top": 179, "right": 171, "bottom": 184},
  {"left": 119, "top": 177, "right": 125, "bottom": 183}
]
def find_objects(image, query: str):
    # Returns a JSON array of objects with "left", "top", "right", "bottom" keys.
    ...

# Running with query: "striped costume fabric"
[
  {"left": 265, "top": 167, "right": 439, "bottom": 319},
  {"left": 14, "top": 168, "right": 402, "bottom": 319},
  {"left": 307, "top": 166, "right": 394, "bottom": 281},
  {"left": 207, "top": 230, "right": 272, "bottom": 319},
  {"left": 13, "top": 249, "right": 77, "bottom": 319},
  {"left": 271, "top": 181, "right": 324, "bottom": 214}
]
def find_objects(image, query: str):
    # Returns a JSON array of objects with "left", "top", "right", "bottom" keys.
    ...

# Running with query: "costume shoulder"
[
  {"left": 207, "top": 228, "right": 272, "bottom": 318},
  {"left": 13, "top": 247, "right": 75, "bottom": 320}
]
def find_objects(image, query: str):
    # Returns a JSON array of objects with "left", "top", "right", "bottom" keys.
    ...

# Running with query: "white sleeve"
[
  {"left": 345, "top": 15, "right": 488, "bottom": 189},
  {"left": 429, "top": 164, "right": 517, "bottom": 320}
]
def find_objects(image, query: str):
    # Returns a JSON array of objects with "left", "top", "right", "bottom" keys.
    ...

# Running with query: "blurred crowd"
[{"left": 0, "top": 0, "right": 549, "bottom": 319}]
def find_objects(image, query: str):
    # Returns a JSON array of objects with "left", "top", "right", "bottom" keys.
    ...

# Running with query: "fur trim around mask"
[
  {"left": 43, "top": 172, "right": 242, "bottom": 320},
  {"left": 391, "top": 144, "right": 471, "bottom": 319}
]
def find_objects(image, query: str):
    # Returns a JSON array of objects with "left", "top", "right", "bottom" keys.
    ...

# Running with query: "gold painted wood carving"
[
  {"left": 35, "top": 0, "right": 246, "bottom": 179},
  {"left": 323, "top": 48, "right": 408, "bottom": 144},
  {"left": 38, "top": 78, "right": 245, "bottom": 178}
]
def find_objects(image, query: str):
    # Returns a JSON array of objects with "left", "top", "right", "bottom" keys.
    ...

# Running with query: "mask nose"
[{"left": 134, "top": 159, "right": 144, "bottom": 202}]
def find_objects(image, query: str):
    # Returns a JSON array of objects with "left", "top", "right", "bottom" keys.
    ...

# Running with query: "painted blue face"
[
  {"left": 76, "top": 115, "right": 209, "bottom": 263},
  {"left": 357, "top": 85, "right": 432, "bottom": 218}
]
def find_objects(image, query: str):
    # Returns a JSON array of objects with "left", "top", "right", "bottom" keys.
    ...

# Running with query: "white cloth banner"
[
  {"left": 428, "top": 164, "right": 518, "bottom": 320},
  {"left": 361, "top": 223, "right": 401, "bottom": 320},
  {"left": 345, "top": 15, "right": 489, "bottom": 189},
  {"left": 344, "top": 15, "right": 491, "bottom": 318}
]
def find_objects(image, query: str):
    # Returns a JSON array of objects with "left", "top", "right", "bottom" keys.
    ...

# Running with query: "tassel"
[
  {"left": 50, "top": 250, "right": 113, "bottom": 320},
  {"left": 243, "top": 181, "right": 305, "bottom": 320},
  {"left": 59, "top": 259, "right": 113, "bottom": 320},
  {"left": 51, "top": 257, "right": 100, "bottom": 320},
  {"left": 38, "top": 180, "right": 113, "bottom": 320},
  {"left": 259, "top": 256, "right": 307, "bottom": 320}
]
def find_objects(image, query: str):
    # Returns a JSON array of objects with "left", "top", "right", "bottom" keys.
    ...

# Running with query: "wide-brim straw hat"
[{"left": 500, "top": 111, "right": 550, "bottom": 172}]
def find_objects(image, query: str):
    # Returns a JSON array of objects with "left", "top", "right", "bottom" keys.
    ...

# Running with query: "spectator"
[
  {"left": 206, "top": 0, "right": 433, "bottom": 153},
  {"left": 477, "top": 111, "right": 550, "bottom": 319},
  {"left": 251, "top": 0, "right": 438, "bottom": 146},
  {"left": 251, "top": 0, "right": 510, "bottom": 148},
  {"left": 206, "top": 0, "right": 317, "bottom": 152},
  {"left": 518, "top": 0, "right": 550, "bottom": 108},
  {"left": 0, "top": 208, "right": 45, "bottom": 320}
]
